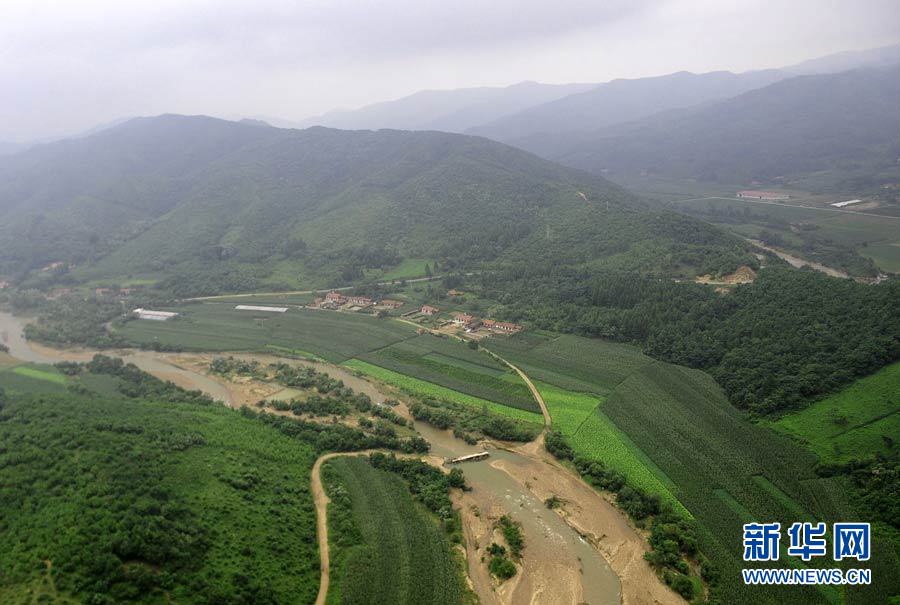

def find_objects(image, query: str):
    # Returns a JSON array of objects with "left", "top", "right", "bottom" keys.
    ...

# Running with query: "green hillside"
[
  {"left": 768, "top": 361, "right": 900, "bottom": 463},
  {"left": 0, "top": 374, "right": 321, "bottom": 604},
  {"left": 0, "top": 115, "right": 753, "bottom": 295}
]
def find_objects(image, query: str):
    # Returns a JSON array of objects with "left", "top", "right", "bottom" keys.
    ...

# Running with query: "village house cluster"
[
  {"left": 449, "top": 311, "right": 523, "bottom": 334},
  {"left": 311, "top": 291, "right": 523, "bottom": 336},
  {"left": 312, "top": 291, "right": 403, "bottom": 311}
]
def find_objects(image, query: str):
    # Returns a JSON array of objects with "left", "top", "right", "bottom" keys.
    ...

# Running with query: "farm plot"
[
  {"left": 117, "top": 304, "right": 416, "bottom": 363},
  {"left": 768, "top": 361, "right": 900, "bottom": 462},
  {"left": 487, "top": 333, "right": 654, "bottom": 394},
  {"left": 494, "top": 333, "right": 899, "bottom": 604},
  {"left": 0, "top": 363, "right": 69, "bottom": 393},
  {"left": 322, "top": 456, "right": 467, "bottom": 605},
  {"left": 603, "top": 362, "right": 897, "bottom": 605},
  {"left": 357, "top": 334, "right": 539, "bottom": 413},
  {"left": 343, "top": 359, "right": 544, "bottom": 425},
  {"left": 536, "top": 382, "right": 601, "bottom": 436},
  {"left": 570, "top": 410, "right": 686, "bottom": 515}
]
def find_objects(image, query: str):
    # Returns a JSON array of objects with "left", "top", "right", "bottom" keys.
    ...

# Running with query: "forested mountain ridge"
[
  {"left": 537, "top": 65, "right": 900, "bottom": 186},
  {"left": 0, "top": 114, "right": 752, "bottom": 294}
]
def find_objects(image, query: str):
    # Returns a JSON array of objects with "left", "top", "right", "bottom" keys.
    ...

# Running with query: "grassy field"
[
  {"left": 768, "top": 361, "right": 900, "bottom": 463},
  {"left": 343, "top": 359, "right": 544, "bottom": 425},
  {"left": 376, "top": 258, "right": 435, "bottom": 281},
  {"left": 11, "top": 365, "right": 67, "bottom": 384},
  {"left": 117, "top": 303, "right": 417, "bottom": 362},
  {"left": 0, "top": 363, "right": 69, "bottom": 393},
  {"left": 357, "top": 334, "right": 540, "bottom": 413},
  {"left": 322, "top": 456, "right": 467, "bottom": 605},
  {"left": 491, "top": 332, "right": 900, "bottom": 604},
  {"left": 0, "top": 386, "right": 320, "bottom": 604}
]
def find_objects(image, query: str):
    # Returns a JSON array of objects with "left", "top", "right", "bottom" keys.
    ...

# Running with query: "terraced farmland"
[{"left": 322, "top": 456, "right": 468, "bottom": 605}]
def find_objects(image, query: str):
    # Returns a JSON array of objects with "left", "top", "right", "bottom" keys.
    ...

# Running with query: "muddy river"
[{"left": 0, "top": 309, "right": 624, "bottom": 605}]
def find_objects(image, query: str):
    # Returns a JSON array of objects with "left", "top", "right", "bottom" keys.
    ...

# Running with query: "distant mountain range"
[
  {"left": 465, "top": 69, "right": 786, "bottom": 144},
  {"left": 288, "top": 81, "right": 596, "bottom": 132},
  {"left": 532, "top": 64, "right": 900, "bottom": 187},
  {"left": 279, "top": 43, "right": 900, "bottom": 188},
  {"left": 289, "top": 44, "right": 900, "bottom": 141},
  {"left": 0, "top": 115, "right": 747, "bottom": 294}
]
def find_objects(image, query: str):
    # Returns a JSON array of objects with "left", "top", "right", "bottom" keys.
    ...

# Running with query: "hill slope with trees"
[{"left": 0, "top": 115, "right": 752, "bottom": 294}]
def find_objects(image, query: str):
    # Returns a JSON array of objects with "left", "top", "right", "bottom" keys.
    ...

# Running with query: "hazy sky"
[{"left": 2, "top": 0, "right": 899, "bottom": 141}]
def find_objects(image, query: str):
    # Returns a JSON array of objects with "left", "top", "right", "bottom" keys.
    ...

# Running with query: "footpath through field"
[
  {"left": 482, "top": 348, "right": 551, "bottom": 430},
  {"left": 311, "top": 449, "right": 425, "bottom": 605},
  {"left": 312, "top": 451, "right": 370, "bottom": 605}
]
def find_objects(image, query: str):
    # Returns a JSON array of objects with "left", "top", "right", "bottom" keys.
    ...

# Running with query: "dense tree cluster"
[
  {"left": 22, "top": 294, "right": 128, "bottom": 349},
  {"left": 818, "top": 454, "right": 900, "bottom": 530},
  {"left": 369, "top": 453, "right": 465, "bottom": 523},
  {"left": 483, "top": 266, "right": 900, "bottom": 414},
  {"left": 409, "top": 398, "right": 539, "bottom": 442}
]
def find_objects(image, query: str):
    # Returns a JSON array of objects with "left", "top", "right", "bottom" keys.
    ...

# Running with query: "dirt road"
[
  {"left": 747, "top": 239, "right": 850, "bottom": 278},
  {"left": 311, "top": 452, "right": 346, "bottom": 605}
]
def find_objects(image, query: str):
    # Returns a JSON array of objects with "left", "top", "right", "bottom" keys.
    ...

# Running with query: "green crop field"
[
  {"left": 572, "top": 409, "right": 687, "bottom": 515},
  {"left": 11, "top": 365, "right": 67, "bottom": 384},
  {"left": 343, "top": 359, "right": 544, "bottom": 424},
  {"left": 487, "top": 333, "right": 654, "bottom": 395},
  {"left": 0, "top": 386, "right": 320, "bottom": 604},
  {"left": 768, "top": 361, "right": 900, "bottom": 462},
  {"left": 357, "top": 334, "right": 540, "bottom": 413},
  {"left": 491, "top": 333, "right": 900, "bottom": 604},
  {"left": 322, "top": 456, "right": 467, "bottom": 605},
  {"left": 537, "top": 382, "right": 601, "bottom": 435},
  {"left": 0, "top": 363, "right": 69, "bottom": 393},
  {"left": 117, "top": 304, "right": 417, "bottom": 362},
  {"left": 535, "top": 379, "right": 685, "bottom": 513}
]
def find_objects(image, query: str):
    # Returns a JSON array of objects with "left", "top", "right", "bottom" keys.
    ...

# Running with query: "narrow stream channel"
[{"left": 0, "top": 309, "right": 622, "bottom": 604}]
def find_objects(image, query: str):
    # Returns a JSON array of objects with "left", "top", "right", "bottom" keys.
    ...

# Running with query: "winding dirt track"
[
  {"left": 311, "top": 452, "right": 347, "bottom": 605},
  {"left": 490, "top": 352, "right": 551, "bottom": 429}
]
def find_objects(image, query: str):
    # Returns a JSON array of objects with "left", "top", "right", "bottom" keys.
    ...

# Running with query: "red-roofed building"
[
  {"left": 494, "top": 321, "right": 523, "bottom": 333},
  {"left": 325, "top": 291, "right": 346, "bottom": 304},
  {"left": 380, "top": 299, "right": 404, "bottom": 309},
  {"left": 347, "top": 296, "right": 373, "bottom": 307},
  {"left": 420, "top": 305, "right": 439, "bottom": 316}
]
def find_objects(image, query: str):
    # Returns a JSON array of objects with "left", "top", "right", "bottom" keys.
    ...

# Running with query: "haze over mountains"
[
  {"left": 288, "top": 81, "right": 596, "bottom": 133},
  {"left": 291, "top": 43, "right": 900, "bottom": 138},
  {"left": 530, "top": 64, "right": 900, "bottom": 186},
  {"left": 0, "top": 114, "right": 747, "bottom": 294}
]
